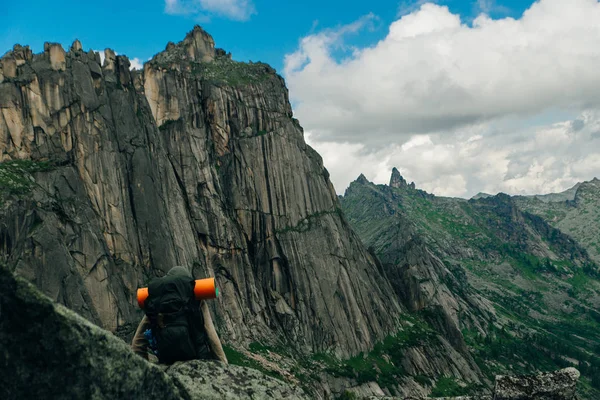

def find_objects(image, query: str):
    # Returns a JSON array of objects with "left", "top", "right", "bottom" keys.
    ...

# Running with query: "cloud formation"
[
  {"left": 286, "top": 0, "right": 600, "bottom": 197},
  {"left": 96, "top": 51, "right": 143, "bottom": 70},
  {"left": 129, "top": 58, "right": 143, "bottom": 70},
  {"left": 306, "top": 110, "right": 600, "bottom": 198},
  {"left": 165, "top": 0, "right": 255, "bottom": 21},
  {"left": 285, "top": 0, "right": 600, "bottom": 143}
]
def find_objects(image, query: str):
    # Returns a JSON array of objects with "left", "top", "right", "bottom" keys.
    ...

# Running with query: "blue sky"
[
  {"left": 2, "top": 0, "right": 599, "bottom": 197},
  {"left": 2, "top": 0, "right": 532, "bottom": 73}
]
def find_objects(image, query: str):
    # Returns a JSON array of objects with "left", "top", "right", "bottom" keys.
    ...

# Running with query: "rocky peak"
[
  {"left": 389, "top": 167, "right": 415, "bottom": 189},
  {"left": 183, "top": 25, "right": 216, "bottom": 62},
  {"left": 584, "top": 177, "right": 600, "bottom": 188},
  {"left": 389, "top": 167, "right": 406, "bottom": 188},
  {"left": 150, "top": 25, "right": 216, "bottom": 66},
  {"left": 573, "top": 177, "right": 600, "bottom": 205},
  {"left": 2, "top": 44, "right": 33, "bottom": 64},
  {"left": 356, "top": 173, "right": 370, "bottom": 185},
  {"left": 43, "top": 42, "right": 67, "bottom": 71},
  {"left": 471, "top": 192, "right": 492, "bottom": 200},
  {"left": 71, "top": 39, "right": 83, "bottom": 52},
  {"left": 0, "top": 44, "right": 33, "bottom": 80}
]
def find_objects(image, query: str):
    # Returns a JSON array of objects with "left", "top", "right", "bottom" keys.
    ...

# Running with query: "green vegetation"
[
  {"left": 463, "top": 319, "right": 600, "bottom": 391},
  {"left": 191, "top": 57, "right": 273, "bottom": 86},
  {"left": 158, "top": 118, "right": 180, "bottom": 131},
  {"left": 430, "top": 376, "right": 480, "bottom": 397},
  {"left": 306, "top": 317, "right": 438, "bottom": 392},
  {"left": 0, "top": 159, "right": 54, "bottom": 200},
  {"left": 275, "top": 208, "right": 344, "bottom": 235},
  {"left": 568, "top": 270, "right": 591, "bottom": 297},
  {"left": 222, "top": 345, "right": 283, "bottom": 381},
  {"left": 336, "top": 390, "right": 357, "bottom": 400}
]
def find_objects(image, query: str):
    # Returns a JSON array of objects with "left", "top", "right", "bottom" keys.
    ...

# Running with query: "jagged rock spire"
[
  {"left": 183, "top": 25, "right": 216, "bottom": 63},
  {"left": 356, "top": 173, "right": 369, "bottom": 184},
  {"left": 71, "top": 39, "right": 82, "bottom": 52},
  {"left": 390, "top": 167, "right": 407, "bottom": 189},
  {"left": 389, "top": 167, "right": 417, "bottom": 189}
]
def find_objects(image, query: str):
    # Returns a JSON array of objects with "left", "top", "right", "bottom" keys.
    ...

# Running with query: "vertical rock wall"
[{"left": 0, "top": 26, "right": 401, "bottom": 357}]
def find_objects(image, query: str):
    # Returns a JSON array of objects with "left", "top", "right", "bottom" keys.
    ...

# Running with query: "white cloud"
[
  {"left": 285, "top": 0, "right": 600, "bottom": 143},
  {"left": 286, "top": 0, "right": 600, "bottom": 197},
  {"left": 308, "top": 110, "right": 600, "bottom": 198},
  {"left": 96, "top": 50, "right": 105, "bottom": 65},
  {"left": 165, "top": 0, "right": 255, "bottom": 21},
  {"left": 304, "top": 132, "right": 393, "bottom": 193},
  {"left": 129, "top": 58, "right": 143, "bottom": 70},
  {"left": 398, "top": 0, "right": 441, "bottom": 17},
  {"left": 475, "top": 0, "right": 511, "bottom": 15},
  {"left": 94, "top": 50, "right": 143, "bottom": 71}
]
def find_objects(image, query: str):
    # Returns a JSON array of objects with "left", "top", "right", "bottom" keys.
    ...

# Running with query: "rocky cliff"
[
  {"left": 515, "top": 178, "right": 600, "bottom": 264},
  {"left": 0, "top": 261, "right": 581, "bottom": 400},
  {"left": 0, "top": 262, "right": 310, "bottom": 400},
  {"left": 0, "top": 26, "right": 404, "bottom": 359},
  {"left": 340, "top": 170, "right": 600, "bottom": 399}
]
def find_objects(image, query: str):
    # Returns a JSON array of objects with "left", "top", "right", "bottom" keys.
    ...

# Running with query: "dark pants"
[{"left": 130, "top": 302, "right": 227, "bottom": 363}]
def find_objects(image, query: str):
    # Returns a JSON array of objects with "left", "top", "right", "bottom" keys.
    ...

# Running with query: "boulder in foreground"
[{"left": 0, "top": 265, "right": 308, "bottom": 400}]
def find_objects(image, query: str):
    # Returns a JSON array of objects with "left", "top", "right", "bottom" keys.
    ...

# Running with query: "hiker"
[{"left": 131, "top": 266, "right": 228, "bottom": 364}]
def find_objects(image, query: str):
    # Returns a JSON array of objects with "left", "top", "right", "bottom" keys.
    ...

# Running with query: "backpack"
[{"left": 143, "top": 270, "right": 210, "bottom": 364}]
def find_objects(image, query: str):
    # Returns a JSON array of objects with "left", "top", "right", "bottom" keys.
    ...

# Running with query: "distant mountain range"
[
  {"left": 472, "top": 182, "right": 583, "bottom": 203},
  {"left": 340, "top": 170, "right": 600, "bottom": 399},
  {"left": 2, "top": 23, "right": 598, "bottom": 399}
]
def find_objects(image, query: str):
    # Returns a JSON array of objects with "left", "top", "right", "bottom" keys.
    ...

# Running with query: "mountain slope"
[
  {"left": 514, "top": 178, "right": 600, "bottom": 264},
  {"left": 0, "top": 27, "right": 403, "bottom": 358},
  {"left": 0, "top": 262, "right": 309, "bottom": 400},
  {"left": 340, "top": 169, "right": 600, "bottom": 399},
  {"left": 0, "top": 27, "right": 501, "bottom": 399}
]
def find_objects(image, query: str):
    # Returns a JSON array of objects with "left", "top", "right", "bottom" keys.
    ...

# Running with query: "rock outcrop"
[
  {"left": 493, "top": 367, "right": 580, "bottom": 400},
  {"left": 389, "top": 167, "right": 415, "bottom": 190},
  {"left": 340, "top": 171, "right": 600, "bottom": 399},
  {"left": 0, "top": 26, "right": 401, "bottom": 358},
  {"left": 0, "top": 264, "right": 309, "bottom": 400},
  {"left": 165, "top": 361, "right": 307, "bottom": 399},
  {"left": 365, "top": 368, "right": 580, "bottom": 399},
  {"left": 0, "top": 264, "right": 184, "bottom": 400},
  {"left": 0, "top": 261, "right": 580, "bottom": 400}
]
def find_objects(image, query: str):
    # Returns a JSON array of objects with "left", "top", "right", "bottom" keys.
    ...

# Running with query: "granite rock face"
[
  {"left": 0, "top": 264, "right": 184, "bottom": 400},
  {"left": 165, "top": 360, "right": 308, "bottom": 400},
  {"left": 0, "top": 26, "right": 401, "bottom": 357},
  {"left": 340, "top": 170, "right": 599, "bottom": 399},
  {"left": 0, "top": 264, "right": 309, "bottom": 400},
  {"left": 493, "top": 368, "right": 580, "bottom": 400},
  {"left": 364, "top": 368, "right": 579, "bottom": 400}
]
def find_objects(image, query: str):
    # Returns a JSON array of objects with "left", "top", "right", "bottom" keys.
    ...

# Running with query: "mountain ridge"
[
  {"left": 2, "top": 26, "right": 598, "bottom": 399},
  {"left": 0, "top": 25, "right": 404, "bottom": 359},
  {"left": 340, "top": 168, "right": 600, "bottom": 399}
]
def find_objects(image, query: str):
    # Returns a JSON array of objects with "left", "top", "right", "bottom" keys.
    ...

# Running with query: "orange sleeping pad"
[{"left": 137, "top": 277, "right": 219, "bottom": 309}]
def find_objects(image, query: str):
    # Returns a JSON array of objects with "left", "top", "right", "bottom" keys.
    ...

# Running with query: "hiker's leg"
[
  {"left": 201, "top": 301, "right": 228, "bottom": 364},
  {"left": 131, "top": 315, "right": 151, "bottom": 360}
]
